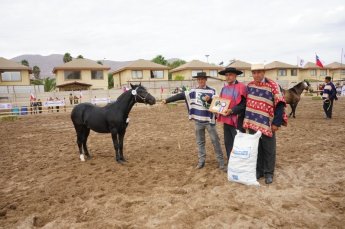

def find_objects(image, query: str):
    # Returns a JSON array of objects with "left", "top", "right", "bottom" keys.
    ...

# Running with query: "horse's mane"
[{"left": 104, "top": 85, "right": 147, "bottom": 108}]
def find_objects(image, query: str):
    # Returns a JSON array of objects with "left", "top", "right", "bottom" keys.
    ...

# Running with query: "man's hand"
[
  {"left": 203, "top": 95, "right": 211, "bottom": 102},
  {"left": 224, "top": 109, "right": 233, "bottom": 116},
  {"left": 271, "top": 125, "right": 279, "bottom": 132}
]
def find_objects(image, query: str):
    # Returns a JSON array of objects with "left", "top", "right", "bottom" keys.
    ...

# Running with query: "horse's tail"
[{"left": 71, "top": 103, "right": 87, "bottom": 126}]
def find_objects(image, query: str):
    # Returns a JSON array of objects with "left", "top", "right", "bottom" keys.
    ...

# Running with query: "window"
[
  {"left": 150, "top": 70, "right": 164, "bottom": 79},
  {"left": 64, "top": 71, "right": 81, "bottom": 80},
  {"left": 278, "top": 69, "right": 287, "bottom": 76},
  {"left": 320, "top": 70, "right": 327, "bottom": 76},
  {"left": 131, "top": 70, "right": 143, "bottom": 79},
  {"left": 192, "top": 70, "right": 202, "bottom": 77},
  {"left": 91, "top": 70, "right": 104, "bottom": 80},
  {"left": 209, "top": 70, "right": 217, "bottom": 77},
  {"left": 310, "top": 70, "right": 316, "bottom": 76},
  {"left": 1, "top": 71, "right": 21, "bottom": 81},
  {"left": 291, "top": 69, "right": 297, "bottom": 76}
]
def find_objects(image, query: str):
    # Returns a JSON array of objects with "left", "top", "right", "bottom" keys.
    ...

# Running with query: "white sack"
[{"left": 227, "top": 130, "right": 262, "bottom": 186}]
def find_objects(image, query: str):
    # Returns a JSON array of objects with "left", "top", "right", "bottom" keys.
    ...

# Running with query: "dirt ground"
[{"left": 0, "top": 97, "right": 344, "bottom": 228}]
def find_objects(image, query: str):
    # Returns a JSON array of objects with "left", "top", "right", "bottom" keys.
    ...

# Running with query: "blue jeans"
[{"left": 194, "top": 121, "right": 224, "bottom": 166}]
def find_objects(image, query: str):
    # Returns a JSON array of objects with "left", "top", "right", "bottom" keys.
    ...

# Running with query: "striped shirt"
[
  {"left": 185, "top": 86, "right": 217, "bottom": 124},
  {"left": 322, "top": 82, "right": 337, "bottom": 100}
]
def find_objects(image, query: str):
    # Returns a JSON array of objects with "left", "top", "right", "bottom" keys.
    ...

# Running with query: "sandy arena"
[{"left": 0, "top": 97, "right": 344, "bottom": 228}]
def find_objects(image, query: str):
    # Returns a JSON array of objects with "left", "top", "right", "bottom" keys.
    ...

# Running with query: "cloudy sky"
[{"left": 1, "top": 0, "right": 345, "bottom": 65}]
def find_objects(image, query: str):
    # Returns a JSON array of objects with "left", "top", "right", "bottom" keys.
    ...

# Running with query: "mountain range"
[{"left": 10, "top": 54, "right": 132, "bottom": 78}]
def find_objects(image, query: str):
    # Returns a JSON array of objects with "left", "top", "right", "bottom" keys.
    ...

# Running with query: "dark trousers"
[
  {"left": 249, "top": 129, "right": 276, "bottom": 178},
  {"left": 223, "top": 124, "right": 238, "bottom": 161},
  {"left": 323, "top": 99, "right": 334, "bottom": 118}
]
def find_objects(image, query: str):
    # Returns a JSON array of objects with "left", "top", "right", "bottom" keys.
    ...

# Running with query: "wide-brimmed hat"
[
  {"left": 192, "top": 72, "right": 210, "bottom": 78},
  {"left": 251, "top": 64, "right": 265, "bottom": 71},
  {"left": 218, "top": 67, "right": 243, "bottom": 76}
]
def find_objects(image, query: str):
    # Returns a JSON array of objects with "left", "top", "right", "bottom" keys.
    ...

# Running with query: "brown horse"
[{"left": 282, "top": 80, "right": 310, "bottom": 118}]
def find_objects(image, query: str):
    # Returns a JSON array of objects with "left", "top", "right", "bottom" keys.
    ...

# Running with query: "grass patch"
[
  {"left": 312, "top": 96, "right": 322, "bottom": 100},
  {"left": 0, "top": 116, "right": 19, "bottom": 122}
]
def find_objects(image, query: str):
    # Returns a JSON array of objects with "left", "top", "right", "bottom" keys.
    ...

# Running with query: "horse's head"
[
  {"left": 130, "top": 83, "right": 156, "bottom": 105},
  {"left": 303, "top": 80, "right": 311, "bottom": 91}
]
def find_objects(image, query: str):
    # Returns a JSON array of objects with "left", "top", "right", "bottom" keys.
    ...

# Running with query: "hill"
[{"left": 10, "top": 54, "right": 131, "bottom": 78}]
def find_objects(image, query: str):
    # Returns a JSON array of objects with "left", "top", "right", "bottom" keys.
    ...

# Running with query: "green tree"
[
  {"left": 21, "top": 59, "right": 29, "bottom": 66},
  {"left": 32, "top": 66, "right": 41, "bottom": 79},
  {"left": 63, "top": 53, "right": 72, "bottom": 63},
  {"left": 174, "top": 75, "right": 185, "bottom": 81},
  {"left": 77, "top": 55, "right": 84, "bottom": 59},
  {"left": 168, "top": 59, "right": 186, "bottom": 69},
  {"left": 43, "top": 77, "right": 56, "bottom": 92},
  {"left": 152, "top": 55, "right": 167, "bottom": 65},
  {"left": 30, "top": 79, "right": 43, "bottom": 85},
  {"left": 97, "top": 60, "right": 103, "bottom": 65},
  {"left": 108, "top": 73, "right": 114, "bottom": 89}
]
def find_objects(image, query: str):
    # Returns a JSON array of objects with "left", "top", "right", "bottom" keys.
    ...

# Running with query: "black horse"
[
  {"left": 71, "top": 84, "right": 156, "bottom": 163},
  {"left": 282, "top": 80, "right": 310, "bottom": 118}
]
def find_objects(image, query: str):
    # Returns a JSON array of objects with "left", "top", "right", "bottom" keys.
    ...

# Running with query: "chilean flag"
[{"left": 316, "top": 54, "right": 324, "bottom": 68}]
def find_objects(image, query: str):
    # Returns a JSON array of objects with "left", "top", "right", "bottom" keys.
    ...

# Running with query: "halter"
[{"left": 131, "top": 87, "right": 149, "bottom": 104}]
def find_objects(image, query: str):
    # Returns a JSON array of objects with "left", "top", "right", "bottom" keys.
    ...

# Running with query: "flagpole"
[{"left": 340, "top": 48, "right": 344, "bottom": 79}]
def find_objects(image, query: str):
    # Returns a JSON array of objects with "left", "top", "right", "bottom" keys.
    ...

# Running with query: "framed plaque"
[{"left": 209, "top": 96, "right": 231, "bottom": 115}]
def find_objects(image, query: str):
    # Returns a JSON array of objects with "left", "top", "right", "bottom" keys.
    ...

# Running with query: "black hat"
[
  {"left": 192, "top": 72, "right": 210, "bottom": 78},
  {"left": 218, "top": 67, "right": 243, "bottom": 76}
]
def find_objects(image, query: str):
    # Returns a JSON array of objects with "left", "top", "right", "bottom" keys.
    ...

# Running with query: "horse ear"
[
  {"left": 130, "top": 83, "right": 135, "bottom": 89},
  {"left": 139, "top": 82, "right": 141, "bottom": 86}
]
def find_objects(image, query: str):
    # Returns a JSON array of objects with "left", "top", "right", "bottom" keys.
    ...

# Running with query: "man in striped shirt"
[
  {"left": 321, "top": 76, "right": 338, "bottom": 119},
  {"left": 243, "top": 64, "right": 288, "bottom": 184},
  {"left": 162, "top": 72, "right": 226, "bottom": 171}
]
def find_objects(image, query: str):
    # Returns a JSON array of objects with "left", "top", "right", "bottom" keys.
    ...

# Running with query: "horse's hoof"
[
  {"left": 80, "top": 154, "right": 85, "bottom": 162},
  {"left": 85, "top": 155, "right": 92, "bottom": 160}
]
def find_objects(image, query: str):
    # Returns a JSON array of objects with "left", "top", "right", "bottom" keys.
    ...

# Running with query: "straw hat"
[{"left": 251, "top": 64, "right": 265, "bottom": 71}]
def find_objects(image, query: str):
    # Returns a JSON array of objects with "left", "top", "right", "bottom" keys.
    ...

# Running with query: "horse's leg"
[
  {"left": 118, "top": 131, "right": 126, "bottom": 162},
  {"left": 289, "top": 104, "right": 293, "bottom": 117},
  {"left": 292, "top": 102, "right": 298, "bottom": 118},
  {"left": 82, "top": 128, "right": 91, "bottom": 159},
  {"left": 111, "top": 130, "right": 121, "bottom": 163},
  {"left": 75, "top": 125, "right": 86, "bottom": 161}
]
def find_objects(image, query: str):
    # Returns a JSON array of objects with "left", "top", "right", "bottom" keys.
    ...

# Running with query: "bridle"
[{"left": 131, "top": 87, "right": 149, "bottom": 104}]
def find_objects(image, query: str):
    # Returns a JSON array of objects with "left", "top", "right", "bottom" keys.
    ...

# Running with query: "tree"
[
  {"left": 32, "top": 66, "right": 41, "bottom": 79},
  {"left": 108, "top": 73, "right": 114, "bottom": 89},
  {"left": 77, "top": 55, "right": 84, "bottom": 59},
  {"left": 63, "top": 53, "right": 72, "bottom": 63},
  {"left": 168, "top": 59, "right": 186, "bottom": 69},
  {"left": 97, "top": 60, "right": 103, "bottom": 65},
  {"left": 174, "top": 75, "right": 185, "bottom": 81},
  {"left": 30, "top": 79, "right": 43, "bottom": 85},
  {"left": 43, "top": 77, "right": 56, "bottom": 92},
  {"left": 21, "top": 59, "right": 29, "bottom": 66},
  {"left": 152, "top": 55, "right": 167, "bottom": 66}
]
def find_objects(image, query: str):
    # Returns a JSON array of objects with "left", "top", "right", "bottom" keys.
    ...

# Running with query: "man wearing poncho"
[{"left": 243, "top": 64, "right": 288, "bottom": 184}]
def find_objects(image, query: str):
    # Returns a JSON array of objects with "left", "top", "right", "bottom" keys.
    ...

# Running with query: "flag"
[
  {"left": 316, "top": 54, "right": 324, "bottom": 68},
  {"left": 160, "top": 85, "right": 164, "bottom": 94},
  {"left": 297, "top": 56, "right": 305, "bottom": 67},
  {"left": 30, "top": 92, "right": 35, "bottom": 101}
]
